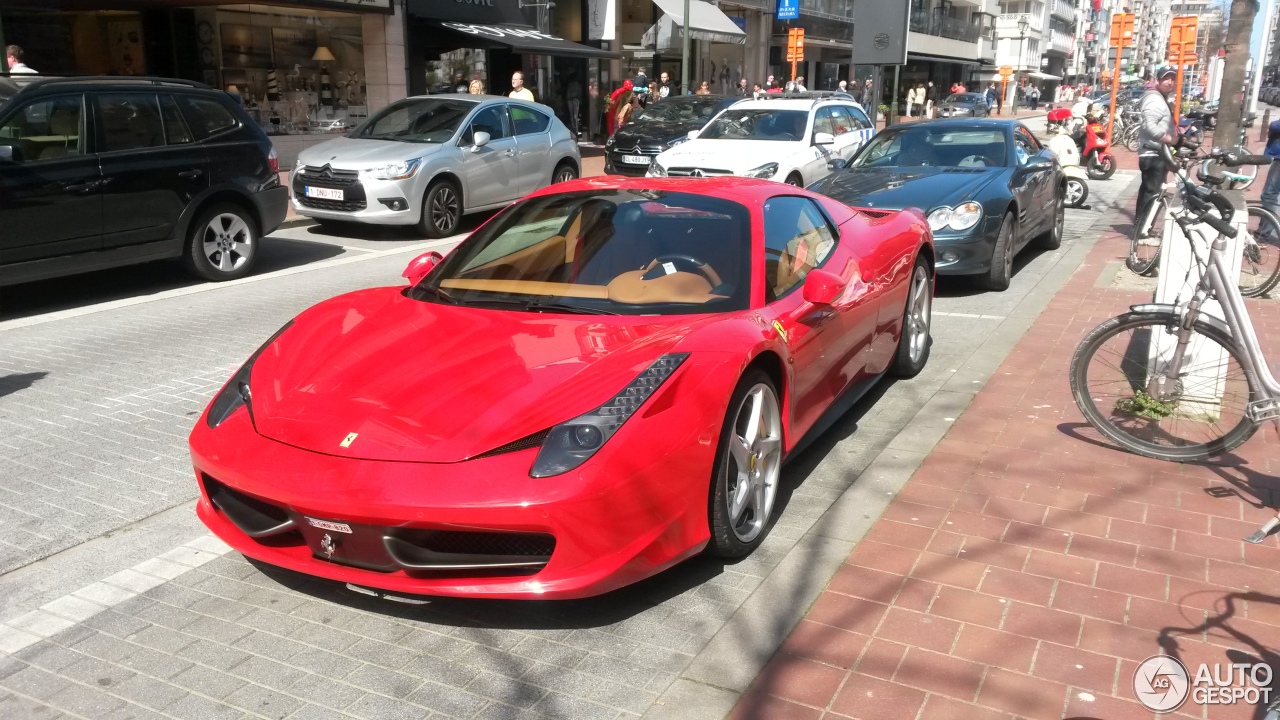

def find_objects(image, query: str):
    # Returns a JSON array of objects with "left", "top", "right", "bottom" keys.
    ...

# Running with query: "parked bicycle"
[
  {"left": 1126, "top": 143, "right": 1280, "bottom": 297},
  {"left": 1071, "top": 145, "right": 1277, "bottom": 461}
]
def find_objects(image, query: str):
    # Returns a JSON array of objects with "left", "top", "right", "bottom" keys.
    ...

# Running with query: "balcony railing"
[
  {"left": 1049, "top": 28, "right": 1073, "bottom": 53},
  {"left": 995, "top": 13, "right": 1044, "bottom": 37},
  {"left": 909, "top": 10, "right": 981, "bottom": 43},
  {"left": 1051, "top": 0, "right": 1076, "bottom": 22}
]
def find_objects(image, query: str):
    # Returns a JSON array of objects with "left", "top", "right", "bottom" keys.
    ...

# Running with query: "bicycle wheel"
[
  {"left": 1127, "top": 196, "right": 1165, "bottom": 276},
  {"left": 1240, "top": 205, "right": 1280, "bottom": 297},
  {"left": 1070, "top": 311, "right": 1259, "bottom": 461}
]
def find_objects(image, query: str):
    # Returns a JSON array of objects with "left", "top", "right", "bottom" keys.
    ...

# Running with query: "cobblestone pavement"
[{"left": 0, "top": 170, "right": 1134, "bottom": 719}]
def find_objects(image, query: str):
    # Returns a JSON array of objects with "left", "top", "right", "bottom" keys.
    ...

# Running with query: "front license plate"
[
  {"left": 305, "top": 517, "right": 352, "bottom": 534},
  {"left": 621, "top": 155, "right": 651, "bottom": 165},
  {"left": 305, "top": 186, "right": 344, "bottom": 200}
]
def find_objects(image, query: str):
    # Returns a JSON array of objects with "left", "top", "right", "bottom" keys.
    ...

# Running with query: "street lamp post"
[{"left": 1017, "top": 16, "right": 1029, "bottom": 115}]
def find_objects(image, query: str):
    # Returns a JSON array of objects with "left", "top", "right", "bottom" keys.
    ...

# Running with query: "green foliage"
[{"left": 1115, "top": 390, "right": 1177, "bottom": 420}]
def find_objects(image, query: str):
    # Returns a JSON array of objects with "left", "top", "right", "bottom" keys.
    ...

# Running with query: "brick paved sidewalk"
[{"left": 733, "top": 192, "right": 1280, "bottom": 718}]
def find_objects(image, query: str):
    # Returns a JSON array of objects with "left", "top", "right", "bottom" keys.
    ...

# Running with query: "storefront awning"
[
  {"left": 650, "top": 0, "right": 747, "bottom": 45},
  {"left": 1027, "top": 71, "right": 1062, "bottom": 80},
  {"left": 432, "top": 22, "right": 620, "bottom": 59}
]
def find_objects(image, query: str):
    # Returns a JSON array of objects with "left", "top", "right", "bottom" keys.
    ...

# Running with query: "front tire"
[
  {"left": 1070, "top": 312, "right": 1258, "bottom": 462},
  {"left": 552, "top": 162, "right": 578, "bottom": 184},
  {"left": 889, "top": 257, "right": 932, "bottom": 377},
  {"left": 784, "top": 172, "right": 803, "bottom": 187},
  {"left": 979, "top": 213, "right": 1016, "bottom": 292},
  {"left": 708, "top": 370, "right": 783, "bottom": 558},
  {"left": 417, "top": 179, "right": 462, "bottom": 239},
  {"left": 1127, "top": 196, "right": 1165, "bottom": 276},
  {"left": 1036, "top": 190, "right": 1065, "bottom": 250},
  {"left": 1065, "top": 177, "right": 1088, "bottom": 208},
  {"left": 184, "top": 203, "right": 258, "bottom": 282},
  {"left": 1241, "top": 205, "right": 1280, "bottom": 298},
  {"left": 1087, "top": 152, "right": 1116, "bottom": 180}
]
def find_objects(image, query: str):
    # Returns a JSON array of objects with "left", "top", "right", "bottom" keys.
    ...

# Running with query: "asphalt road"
[{"left": 0, "top": 156, "right": 1137, "bottom": 720}]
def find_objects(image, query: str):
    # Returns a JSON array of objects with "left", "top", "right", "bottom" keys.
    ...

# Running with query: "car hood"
[
  {"left": 248, "top": 288, "right": 709, "bottom": 464},
  {"left": 611, "top": 121, "right": 702, "bottom": 148},
  {"left": 297, "top": 137, "right": 446, "bottom": 169},
  {"left": 656, "top": 139, "right": 795, "bottom": 172},
  {"left": 812, "top": 166, "right": 1000, "bottom": 211}
]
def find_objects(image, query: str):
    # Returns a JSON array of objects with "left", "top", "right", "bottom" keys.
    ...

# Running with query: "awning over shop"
[
  {"left": 431, "top": 22, "right": 619, "bottom": 59},
  {"left": 1027, "top": 71, "right": 1062, "bottom": 80},
  {"left": 649, "top": 0, "right": 747, "bottom": 45}
]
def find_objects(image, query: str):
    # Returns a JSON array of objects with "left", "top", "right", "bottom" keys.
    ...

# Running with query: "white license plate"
[
  {"left": 305, "top": 517, "right": 352, "bottom": 534},
  {"left": 621, "top": 155, "right": 651, "bottom": 165},
  {"left": 305, "top": 186, "right": 344, "bottom": 200}
]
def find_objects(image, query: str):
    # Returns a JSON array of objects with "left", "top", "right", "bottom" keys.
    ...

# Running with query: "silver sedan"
[{"left": 292, "top": 95, "right": 581, "bottom": 238}]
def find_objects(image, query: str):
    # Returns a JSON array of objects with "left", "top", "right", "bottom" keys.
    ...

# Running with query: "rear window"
[{"left": 179, "top": 95, "right": 238, "bottom": 138}]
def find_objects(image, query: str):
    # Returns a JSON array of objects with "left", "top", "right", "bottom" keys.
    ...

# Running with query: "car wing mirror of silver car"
[{"left": 471, "top": 130, "right": 491, "bottom": 152}]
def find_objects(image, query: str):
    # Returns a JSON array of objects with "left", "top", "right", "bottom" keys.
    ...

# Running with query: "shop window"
[
  {"left": 0, "top": 95, "right": 83, "bottom": 163},
  {"left": 159, "top": 96, "right": 194, "bottom": 145},
  {"left": 510, "top": 106, "right": 551, "bottom": 136},
  {"left": 763, "top": 196, "right": 837, "bottom": 302},
  {"left": 180, "top": 97, "right": 239, "bottom": 139},
  {"left": 462, "top": 106, "right": 510, "bottom": 145},
  {"left": 96, "top": 94, "right": 166, "bottom": 152}
]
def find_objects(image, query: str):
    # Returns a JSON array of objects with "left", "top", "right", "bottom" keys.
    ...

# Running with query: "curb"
[{"left": 643, "top": 173, "right": 1145, "bottom": 720}]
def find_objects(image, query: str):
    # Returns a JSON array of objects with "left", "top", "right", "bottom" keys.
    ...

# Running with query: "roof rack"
[{"left": 2, "top": 75, "right": 212, "bottom": 92}]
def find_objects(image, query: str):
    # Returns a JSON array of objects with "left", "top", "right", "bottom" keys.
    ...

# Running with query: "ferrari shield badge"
[
  {"left": 772, "top": 320, "right": 789, "bottom": 344},
  {"left": 340, "top": 432, "right": 358, "bottom": 448}
]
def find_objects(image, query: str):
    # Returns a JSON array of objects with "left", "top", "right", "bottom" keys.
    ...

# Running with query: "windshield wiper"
[
  {"left": 468, "top": 297, "right": 618, "bottom": 315},
  {"left": 414, "top": 284, "right": 458, "bottom": 304}
]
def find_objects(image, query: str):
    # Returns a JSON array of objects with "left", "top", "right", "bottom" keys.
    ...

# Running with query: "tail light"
[{"left": 267, "top": 147, "right": 279, "bottom": 174}]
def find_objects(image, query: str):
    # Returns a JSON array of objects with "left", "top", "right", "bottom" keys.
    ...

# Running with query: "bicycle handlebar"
[
  {"left": 1183, "top": 187, "right": 1239, "bottom": 238},
  {"left": 1222, "top": 152, "right": 1272, "bottom": 167}
]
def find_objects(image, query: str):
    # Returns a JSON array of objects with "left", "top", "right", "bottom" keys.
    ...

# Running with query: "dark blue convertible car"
[{"left": 808, "top": 119, "right": 1065, "bottom": 291}]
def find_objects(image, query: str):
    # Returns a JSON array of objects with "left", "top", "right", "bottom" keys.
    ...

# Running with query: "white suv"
[{"left": 647, "top": 98, "right": 875, "bottom": 186}]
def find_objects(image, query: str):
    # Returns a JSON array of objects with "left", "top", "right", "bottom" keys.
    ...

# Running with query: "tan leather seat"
[{"left": 39, "top": 106, "right": 80, "bottom": 160}]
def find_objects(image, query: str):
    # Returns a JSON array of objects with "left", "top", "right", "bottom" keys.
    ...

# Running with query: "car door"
[
  {"left": 759, "top": 195, "right": 875, "bottom": 439},
  {"left": 1011, "top": 126, "right": 1050, "bottom": 238},
  {"left": 803, "top": 107, "right": 837, "bottom": 182},
  {"left": 456, "top": 104, "right": 519, "bottom": 207},
  {"left": 0, "top": 92, "right": 103, "bottom": 266},
  {"left": 509, "top": 104, "right": 554, "bottom": 195},
  {"left": 829, "top": 105, "right": 872, "bottom": 161},
  {"left": 95, "top": 92, "right": 209, "bottom": 249}
]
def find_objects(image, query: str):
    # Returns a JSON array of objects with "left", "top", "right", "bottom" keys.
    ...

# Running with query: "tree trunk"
[{"left": 1215, "top": 0, "right": 1260, "bottom": 149}]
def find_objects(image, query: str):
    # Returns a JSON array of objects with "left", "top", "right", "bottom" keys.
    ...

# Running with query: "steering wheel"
[{"left": 647, "top": 254, "right": 723, "bottom": 287}]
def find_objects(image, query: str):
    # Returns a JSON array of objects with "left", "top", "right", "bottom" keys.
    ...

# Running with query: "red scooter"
[{"left": 1076, "top": 114, "right": 1117, "bottom": 180}]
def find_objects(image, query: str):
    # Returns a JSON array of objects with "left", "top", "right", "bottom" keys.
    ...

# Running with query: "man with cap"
[
  {"left": 1261, "top": 117, "right": 1280, "bottom": 220},
  {"left": 1136, "top": 65, "right": 1179, "bottom": 237}
]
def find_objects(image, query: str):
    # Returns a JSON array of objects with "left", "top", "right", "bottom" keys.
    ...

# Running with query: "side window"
[
  {"left": 96, "top": 94, "right": 166, "bottom": 152},
  {"left": 159, "top": 95, "right": 193, "bottom": 145},
  {"left": 179, "top": 96, "right": 239, "bottom": 139},
  {"left": 846, "top": 106, "right": 872, "bottom": 130},
  {"left": 828, "top": 106, "right": 854, "bottom": 135},
  {"left": 510, "top": 105, "right": 551, "bottom": 135},
  {"left": 812, "top": 107, "right": 836, "bottom": 137},
  {"left": 1013, "top": 129, "right": 1038, "bottom": 165},
  {"left": 0, "top": 94, "right": 84, "bottom": 163},
  {"left": 462, "top": 105, "right": 509, "bottom": 145},
  {"left": 763, "top": 196, "right": 839, "bottom": 302}
]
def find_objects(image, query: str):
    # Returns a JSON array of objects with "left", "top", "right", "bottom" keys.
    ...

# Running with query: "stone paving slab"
[{"left": 734, "top": 177, "right": 1280, "bottom": 719}]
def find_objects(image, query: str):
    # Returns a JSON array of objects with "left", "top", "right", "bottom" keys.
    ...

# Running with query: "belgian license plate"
[
  {"left": 621, "top": 155, "right": 651, "bottom": 165},
  {"left": 305, "top": 517, "right": 352, "bottom": 534},
  {"left": 305, "top": 186, "right": 343, "bottom": 201}
]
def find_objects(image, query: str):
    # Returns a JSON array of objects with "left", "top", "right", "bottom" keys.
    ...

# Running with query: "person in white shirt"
[
  {"left": 6, "top": 45, "right": 36, "bottom": 75},
  {"left": 509, "top": 71, "right": 534, "bottom": 102}
]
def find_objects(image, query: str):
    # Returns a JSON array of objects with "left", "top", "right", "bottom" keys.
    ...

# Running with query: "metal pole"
[
  {"left": 1107, "top": 44, "right": 1121, "bottom": 148},
  {"left": 1250, "top": 0, "right": 1276, "bottom": 114},
  {"left": 890, "top": 65, "right": 900, "bottom": 124},
  {"left": 681, "top": 0, "right": 691, "bottom": 95}
]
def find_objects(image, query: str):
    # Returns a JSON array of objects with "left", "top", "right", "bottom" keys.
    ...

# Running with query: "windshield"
[
  {"left": 699, "top": 109, "right": 808, "bottom": 141},
  {"left": 635, "top": 98, "right": 725, "bottom": 124},
  {"left": 946, "top": 94, "right": 978, "bottom": 104},
  {"left": 355, "top": 98, "right": 474, "bottom": 143},
  {"left": 417, "top": 190, "right": 752, "bottom": 315},
  {"left": 851, "top": 126, "right": 1007, "bottom": 168}
]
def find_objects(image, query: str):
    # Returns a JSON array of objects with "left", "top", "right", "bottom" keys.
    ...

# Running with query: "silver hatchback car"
[{"left": 292, "top": 95, "right": 581, "bottom": 238}]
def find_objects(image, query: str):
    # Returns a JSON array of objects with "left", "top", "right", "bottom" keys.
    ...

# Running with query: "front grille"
[
  {"left": 298, "top": 197, "right": 368, "bottom": 212},
  {"left": 666, "top": 167, "right": 734, "bottom": 177},
  {"left": 203, "top": 474, "right": 297, "bottom": 539},
  {"left": 299, "top": 165, "right": 359, "bottom": 186},
  {"left": 475, "top": 429, "right": 550, "bottom": 459},
  {"left": 404, "top": 530, "right": 556, "bottom": 558}
]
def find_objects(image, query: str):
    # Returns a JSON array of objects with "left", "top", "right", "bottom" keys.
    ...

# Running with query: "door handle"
[
  {"left": 178, "top": 168, "right": 204, "bottom": 180},
  {"left": 503, "top": 149, "right": 516, "bottom": 157},
  {"left": 61, "top": 180, "right": 99, "bottom": 194}
]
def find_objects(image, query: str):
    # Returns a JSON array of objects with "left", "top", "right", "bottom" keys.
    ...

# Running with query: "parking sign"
[{"left": 777, "top": 0, "right": 799, "bottom": 21}]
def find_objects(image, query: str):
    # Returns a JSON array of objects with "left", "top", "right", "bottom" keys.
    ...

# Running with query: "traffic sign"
[
  {"left": 776, "top": 0, "right": 799, "bottom": 21},
  {"left": 786, "top": 27, "right": 805, "bottom": 62},
  {"left": 998, "top": 65, "right": 1014, "bottom": 78},
  {"left": 1110, "top": 13, "right": 1135, "bottom": 47},
  {"left": 1169, "top": 16, "right": 1198, "bottom": 120}
]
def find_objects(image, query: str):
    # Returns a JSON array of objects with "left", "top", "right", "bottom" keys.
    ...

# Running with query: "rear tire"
[
  {"left": 552, "top": 162, "right": 578, "bottom": 184},
  {"left": 1065, "top": 177, "right": 1088, "bottom": 207},
  {"left": 784, "top": 172, "right": 803, "bottom": 186},
  {"left": 1127, "top": 196, "right": 1165, "bottom": 276},
  {"left": 708, "top": 370, "right": 782, "bottom": 558},
  {"left": 1240, "top": 205, "right": 1280, "bottom": 297},
  {"left": 979, "top": 213, "right": 1016, "bottom": 292},
  {"left": 417, "top": 179, "right": 462, "bottom": 239},
  {"left": 1036, "top": 190, "right": 1065, "bottom": 250},
  {"left": 184, "top": 202, "right": 259, "bottom": 282}
]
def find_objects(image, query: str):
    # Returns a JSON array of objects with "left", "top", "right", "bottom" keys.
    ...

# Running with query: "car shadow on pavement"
[
  {"left": 0, "top": 238, "right": 346, "bottom": 322},
  {"left": 0, "top": 371, "right": 48, "bottom": 399},
  {"left": 933, "top": 243, "right": 1062, "bottom": 299},
  {"left": 301, "top": 210, "right": 499, "bottom": 242}
]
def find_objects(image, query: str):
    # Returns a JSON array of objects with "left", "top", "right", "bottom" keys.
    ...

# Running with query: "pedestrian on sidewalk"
[
  {"left": 509, "top": 71, "right": 534, "bottom": 102},
  {"left": 925, "top": 81, "right": 937, "bottom": 118},
  {"left": 1136, "top": 65, "right": 1180, "bottom": 237},
  {"left": 1260, "top": 118, "right": 1280, "bottom": 219}
]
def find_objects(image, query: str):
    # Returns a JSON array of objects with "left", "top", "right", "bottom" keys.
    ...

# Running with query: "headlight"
[
  {"left": 746, "top": 162, "right": 779, "bottom": 179},
  {"left": 361, "top": 158, "right": 421, "bottom": 181},
  {"left": 206, "top": 321, "right": 294, "bottom": 429},
  {"left": 530, "top": 354, "right": 688, "bottom": 477},
  {"left": 648, "top": 162, "right": 668, "bottom": 177},
  {"left": 293, "top": 158, "right": 304, "bottom": 175},
  {"left": 927, "top": 207, "right": 952, "bottom": 232},
  {"left": 948, "top": 202, "right": 982, "bottom": 231},
  {"left": 605, "top": 135, "right": 615, "bottom": 148}
]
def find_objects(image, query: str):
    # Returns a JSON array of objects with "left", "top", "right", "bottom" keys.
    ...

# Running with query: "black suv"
[{"left": 0, "top": 76, "right": 287, "bottom": 287}]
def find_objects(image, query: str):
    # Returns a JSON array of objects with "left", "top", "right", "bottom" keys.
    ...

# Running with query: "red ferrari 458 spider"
[{"left": 189, "top": 176, "right": 933, "bottom": 599}]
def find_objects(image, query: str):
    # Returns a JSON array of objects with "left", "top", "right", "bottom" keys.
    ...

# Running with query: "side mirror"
[
  {"left": 0, "top": 145, "right": 13, "bottom": 163},
  {"left": 802, "top": 268, "right": 846, "bottom": 305},
  {"left": 687, "top": 129, "right": 699, "bottom": 140},
  {"left": 402, "top": 251, "right": 444, "bottom": 285},
  {"left": 471, "top": 130, "right": 490, "bottom": 152},
  {"left": 827, "top": 158, "right": 848, "bottom": 171},
  {"left": 814, "top": 132, "right": 835, "bottom": 146}
]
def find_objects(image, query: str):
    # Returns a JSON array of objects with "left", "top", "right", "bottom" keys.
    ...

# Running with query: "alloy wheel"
[
  {"left": 1065, "top": 179, "right": 1084, "bottom": 206},
  {"left": 725, "top": 384, "right": 782, "bottom": 544},
  {"left": 555, "top": 167, "right": 577, "bottom": 183},
  {"left": 907, "top": 265, "right": 931, "bottom": 365},
  {"left": 202, "top": 213, "right": 252, "bottom": 272},
  {"left": 431, "top": 186, "right": 459, "bottom": 234}
]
